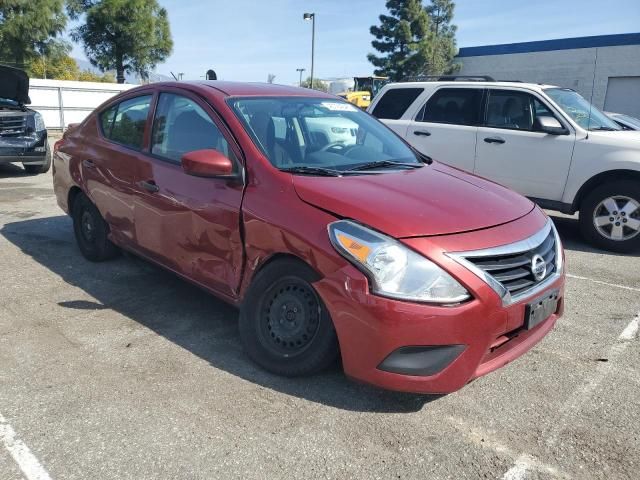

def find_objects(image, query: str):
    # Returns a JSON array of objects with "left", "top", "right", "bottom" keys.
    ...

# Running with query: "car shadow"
[
  {"left": 548, "top": 213, "right": 636, "bottom": 257},
  {"left": 0, "top": 163, "right": 31, "bottom": 178},
  {"left": 0, "top": 215, "right": 439, "bottom": 413}
]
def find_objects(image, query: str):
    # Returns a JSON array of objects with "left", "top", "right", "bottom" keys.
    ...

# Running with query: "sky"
[{"left": 68, "top": 0, "right": 640, "bottom": 84}]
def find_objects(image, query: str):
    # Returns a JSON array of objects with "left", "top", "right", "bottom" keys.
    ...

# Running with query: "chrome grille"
[
  {"left": 0, "top": 115, "right": 27, "bottom": 136},
  {"left": 449, "top": 220, "right": 562, "bottom": 305},
  {"left": 469, "top": 230, "right": 556, "bottom": 296}
]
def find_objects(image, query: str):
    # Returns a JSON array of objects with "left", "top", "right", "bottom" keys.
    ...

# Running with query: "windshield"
[
  {"left": 0, "top": 97, "right": 19, "bottom": 108},
  {"left": 613, "top": 113, "right": 640, "bottom": 130},
  {"left": 229, "top": 97, "right": 420, "bottom": 172},
  {"left": 545, "top": 88, "right": 620, "bottom": 131}
]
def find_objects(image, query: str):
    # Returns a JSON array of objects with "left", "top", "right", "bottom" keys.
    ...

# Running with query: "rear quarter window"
[{"left": 371, "top": 88, "right": 424, "bottom": 120}]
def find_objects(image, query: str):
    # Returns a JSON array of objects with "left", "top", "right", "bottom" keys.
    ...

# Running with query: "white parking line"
[
  {"left": 500, "top": 311, "right": 639, "bottom": 478},
  {"left": 566, "top": 273, "right": 640, "bottom": 293},
  {"left": 502, "top": 455, "right": 532, "bottom": 480},
  {"left": 0, "top": 413, "right": 52, "bottom": 480}
]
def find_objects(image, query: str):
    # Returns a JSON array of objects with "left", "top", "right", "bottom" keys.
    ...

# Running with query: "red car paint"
[{"left": 53, "top": 81, "right": 565, "bottom": 394}]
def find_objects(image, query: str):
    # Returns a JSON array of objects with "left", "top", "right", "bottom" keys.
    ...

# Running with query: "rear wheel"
[
  {"left": 239, "top": 259, "right": 339, "bottom": 376},
  {"left": 72, "top": 193, "right": 120, "bottom": 261},
  {"left": 579, "top": 181, "right": 640, "bottom": 253}
]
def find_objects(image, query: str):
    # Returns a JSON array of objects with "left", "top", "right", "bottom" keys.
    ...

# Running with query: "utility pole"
[{"left": 303, "top": 13, "right": 316, "bottom": 88}]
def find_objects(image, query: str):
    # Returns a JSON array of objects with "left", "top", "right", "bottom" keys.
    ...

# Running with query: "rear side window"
[
  {"left": 371, "top": 88, "right": 423, "bottom": 120},
  {"left": 419, "top": 88, "right": 483, "bottom": 126},
  {"left": 100, "top": 95, "right": 152, "bottom": 149}
]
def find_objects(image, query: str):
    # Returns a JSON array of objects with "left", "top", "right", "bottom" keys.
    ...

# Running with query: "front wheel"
[
  {"left": 23, "top": 146, "right": 52, "bottom": 174},
  {"left": 579, "top": 181, "right": 640, "bottom": 253},
  {"left": 239, "top": 259, "right": 339, "bottom": 377}
]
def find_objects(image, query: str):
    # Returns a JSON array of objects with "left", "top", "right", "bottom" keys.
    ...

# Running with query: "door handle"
[
  {"left": 139, "top": 180, "right": 159, "bottom": 193},
  {"left": 82, "top": 159, "right": 96, "bottom": 169},
  {"left": 414, "top": 130, "right": 431, "bottom": 137},
  {"left": 484, "top": 137, "right": 505, "bottom": 144}
]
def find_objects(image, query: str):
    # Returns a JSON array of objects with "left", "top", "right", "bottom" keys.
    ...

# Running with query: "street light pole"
[
  {"left": 303, "top": 13, "right": 315, "bottom": 88},
  {"left": 296, "top": 68, "right": 306, "bottom": 87}
]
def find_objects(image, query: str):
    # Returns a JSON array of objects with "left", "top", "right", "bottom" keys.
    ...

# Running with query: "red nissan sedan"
[{"left": 52, "top": 82, "right": 565, "bottom": 394}]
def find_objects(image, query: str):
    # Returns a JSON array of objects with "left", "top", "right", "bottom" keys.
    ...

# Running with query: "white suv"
[{"left": 369, "top": 77, "right": 640, "bottom": 252}]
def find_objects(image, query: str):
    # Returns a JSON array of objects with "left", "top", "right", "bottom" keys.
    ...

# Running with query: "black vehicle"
[{"left": 0, "top": 65, "right": 50, "bottom": 174}]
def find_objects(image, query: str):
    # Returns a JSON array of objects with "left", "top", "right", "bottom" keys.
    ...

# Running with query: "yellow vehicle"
[{"left": 339, "top": 76, "right": 389, "bottom": 109}]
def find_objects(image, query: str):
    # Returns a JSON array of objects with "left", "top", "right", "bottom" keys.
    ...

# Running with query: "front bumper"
[
  {"left": 314, "top": 209, "right": 565, "bottom": 394},
  {"left": 0, "top": 131, "right": 48, "bottom": 164}
]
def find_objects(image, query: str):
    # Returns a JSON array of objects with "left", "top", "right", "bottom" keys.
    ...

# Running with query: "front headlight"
[
  {"left": 34, "top": 112, "right": 46, "bottom": 132},
  {"left": 328, "top": 220, "right": 470, "bottom": 304}
]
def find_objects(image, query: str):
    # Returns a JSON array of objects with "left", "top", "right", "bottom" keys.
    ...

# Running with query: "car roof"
[
  {"left": 385, "top": 81, "right": 560, "bottom": 91},
  {"left": 150, "top": 81, "right": 336, "bottom": 99}
]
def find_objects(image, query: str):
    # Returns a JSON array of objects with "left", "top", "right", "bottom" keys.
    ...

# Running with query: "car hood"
[
  {"left": 0, "top": 65, "right": 30, "bottom": 105},
  {"left": 588, "top": 130, "right": 640, "bottom": 145},
  {"left": 293, "top": 163, "right": 535, "bottom": 238}
]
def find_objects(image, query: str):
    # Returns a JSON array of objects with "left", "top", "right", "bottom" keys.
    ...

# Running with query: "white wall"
[
  {"left": 457, "top": 45, "right": 640, "bottom": 117},
  {"left": 29, "top": 79, "right": 135, "bottom": 130}
]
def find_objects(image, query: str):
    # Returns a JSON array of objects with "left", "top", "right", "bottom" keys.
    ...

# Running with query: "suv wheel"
[
  {"left": 72, "top": 193, "right": 120, "bottom": 261},
  {"left": 579, "top": 181, "right": 640, "bottom": 253},
  {"left": 23, "top": 146, "right": 52, "bottom": 174},
  {"left": 239, "top": 259, "right": 339, "bottom": 376}
]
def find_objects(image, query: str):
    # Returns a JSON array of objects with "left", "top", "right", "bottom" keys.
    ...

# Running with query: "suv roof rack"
[{"left": 403, "top": 75, "right": 496, "bottom": 82}]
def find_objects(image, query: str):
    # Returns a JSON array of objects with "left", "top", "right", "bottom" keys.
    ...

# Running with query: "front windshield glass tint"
[
  {"left": 545, "top": 88, "right": 620, "bottom": 131},
  {"left": 0, "top": 97, "right": 19, "bottom": 107},
  {"left": 229, "top": 97, "right": 419, "bottom": 171}
]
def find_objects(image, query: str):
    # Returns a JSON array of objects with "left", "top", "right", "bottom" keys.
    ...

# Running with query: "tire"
[
  {"left": 71, "top": 192, "right": 120, "bottom": 262},
  {"left": 23, "top": 146, "right": 52, "bottom": 175},
  {"left": 579, "top": 180, "right": 640, "bottom": 253},
  {"left": 239, "top": 258, "right": 339, "bottom": 377}
]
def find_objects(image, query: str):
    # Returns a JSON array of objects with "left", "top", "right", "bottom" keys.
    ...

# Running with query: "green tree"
[
  {"left": 29, "top": 53, "right": 80, "bottom": 80},
  {"left": 301, "top": 77, "right": 328, "bottom": 92},
  {"left": 367, "top": 0, "right": 433, "bottom": 81},
  {"left": 0, "top": 0, "right": 67, "bottom": 69},
  {"left": 425, "top": 0, "right": 459, "bottom": 74},
  {"left": 67, "top": 0, "right": 173, "bottom": 83}
]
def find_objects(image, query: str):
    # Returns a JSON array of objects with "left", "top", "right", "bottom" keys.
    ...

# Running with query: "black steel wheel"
[
  {"left": 72, "top": 192, "right": 120, "bottom": 262},
  {"left": 239, "top": 259, "right": 339, "bottom": 376}
]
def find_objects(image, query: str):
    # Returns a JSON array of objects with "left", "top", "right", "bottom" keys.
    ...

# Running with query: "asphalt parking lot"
[{"left": 0, "top": 163, "right": 638, "bottom": 480}]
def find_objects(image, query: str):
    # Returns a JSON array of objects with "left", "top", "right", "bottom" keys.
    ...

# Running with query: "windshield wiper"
[
  {"left": 410, "top": 147, "right": 433, "bottom": 165},
  {"left": 590, "top": 126, "right": 618, "bottom": 131},
  {"left": 346, "top": 160, "right": 424, "bottom": 172},
  {"left": 279, "top": 166, "right": 342, "bottom": 177}
]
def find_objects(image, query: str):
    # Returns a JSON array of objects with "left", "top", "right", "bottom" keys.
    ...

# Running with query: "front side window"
[
  {"left": 151, "top": 93, "right": 236, "bottom": 164},
  {"left": 545, "top": 88, "right": 620, "bottom": 131},
  {"left": 229, "top": 97, "right": 421, "bottom": 172},
  {"left": 485, "top": 90, "right": 557, "bottom": 131},
  {"left": 102, "top": 95, "right": 151, "bottom": 149},
  {"left": 419, "top": 88, "right": 482, "bottom": 126},
  {"left": 371, "top": 88, "right": 423, "bottom": 120}
]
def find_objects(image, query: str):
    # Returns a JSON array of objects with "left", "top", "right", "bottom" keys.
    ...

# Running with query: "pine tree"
[
  {"left": 367, "top": 0, "right": 433, "bottom": 81},
  {"left": 0, "top": 0, "right": 67, "bottom": 69},
  {"left": 67, "top": 0, "right": 173, "bottom": 83},
  {"left": 425, "top": 0, "right": 459, "bottom": 74}
]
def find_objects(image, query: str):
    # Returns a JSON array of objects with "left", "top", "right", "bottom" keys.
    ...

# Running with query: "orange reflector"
[{"left": 336, "top": 233, "right": 371, "bottom": 263}]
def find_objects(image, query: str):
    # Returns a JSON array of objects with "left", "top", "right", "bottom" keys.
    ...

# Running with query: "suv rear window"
[
  {"left": 371, "top": 88, "right": 423, "bottom": 120},
  {"left": 418, "top": 88, "right": 482, "bottom": 126}
]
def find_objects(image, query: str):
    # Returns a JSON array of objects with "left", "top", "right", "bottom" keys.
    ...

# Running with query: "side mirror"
[
  {"left": 181, "top": 149, "right": 234, "bottom": 178},
  {"left": 534, "top": 116, "right": 568, "bottom": 135}
]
